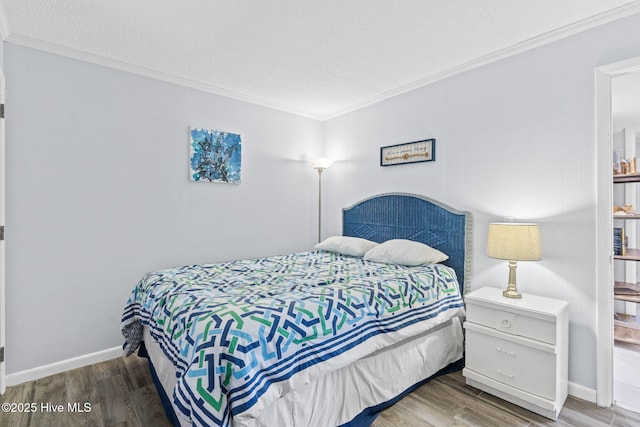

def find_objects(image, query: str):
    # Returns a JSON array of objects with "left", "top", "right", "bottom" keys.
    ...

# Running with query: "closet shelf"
[
  {"left": 612, "top": 162, "right": 640, "bottom": 349},
  {"left": 614, "top": 248, "right": 640, "bottom": 261},
  {"left": 614, "top": 173, "right": 640, "bottom": 183},
  {"left": 614, "top": 282, "right": 640, "bottom": 303},
  {"left": 614, "top": 214, "right": 640, "bottom": 220},
  {"left": 614, "top": 313, "right": 640, "bottom": 346}
]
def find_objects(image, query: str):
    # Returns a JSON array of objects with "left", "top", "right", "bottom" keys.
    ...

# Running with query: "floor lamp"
[{"left": 307, "top": 157, "right": 334, "bottom": 243}]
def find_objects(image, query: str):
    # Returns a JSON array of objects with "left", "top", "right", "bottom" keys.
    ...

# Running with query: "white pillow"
[
  {"left": 364, "top": 239, "right": 448, "bottom": 266},
  {"left": 315, "top": 236, "right": 379, "bottom": 257}
]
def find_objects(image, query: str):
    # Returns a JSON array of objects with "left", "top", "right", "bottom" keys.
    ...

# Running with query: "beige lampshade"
[{"left": 487, "top": 223, "right": 542, "bottom": 261}]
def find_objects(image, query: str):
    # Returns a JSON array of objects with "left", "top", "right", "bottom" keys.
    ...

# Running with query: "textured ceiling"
[{"left": 1, "top": 0, "right": 640, "bottom": 119}]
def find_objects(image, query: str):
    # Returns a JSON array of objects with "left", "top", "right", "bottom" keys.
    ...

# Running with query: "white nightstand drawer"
[
  {"left": 466, "top": 303, "right": 557, "bottom": 344},
  {"left": 463, "top": 287, "right": 568, "bottom": 420},
  {"left": 465, "top": 327, "right": 557, "bottom": 400}
]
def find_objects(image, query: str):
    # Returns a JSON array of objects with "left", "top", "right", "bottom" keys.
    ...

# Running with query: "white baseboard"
[
  {"left": 614, "top": 380, "right": 640, "bottom": 412},
  {"left": 568, "top": 381, "right": 597, "bottom": 403},
  {"left": 614, "top": 400, "right": 640, "bottom": 413},
  {"left": 6, "top": 346, "right": 123, "bottom": 387}
]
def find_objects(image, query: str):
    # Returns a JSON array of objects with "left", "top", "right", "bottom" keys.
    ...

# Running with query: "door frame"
[
  {"left": 595, "top": 56, "right": 640, "bottom": 407},
  {"left": 0, "top": 70, "right": 5, "bottom": 394}
]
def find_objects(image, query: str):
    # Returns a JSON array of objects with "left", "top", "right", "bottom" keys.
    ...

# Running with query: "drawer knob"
[
  {"left": 495, "top": 346, "right": 515, "bottom": 356},
  {"left": 501, "top": 319, "right": 511, "bottom": 328},
  {"left": 496, "top": 369, "right": 515, "bottom": 379}
]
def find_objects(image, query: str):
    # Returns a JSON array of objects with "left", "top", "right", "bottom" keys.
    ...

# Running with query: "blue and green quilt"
[{"left": 121, "top": 251, "right": 465, "bottom": 426}]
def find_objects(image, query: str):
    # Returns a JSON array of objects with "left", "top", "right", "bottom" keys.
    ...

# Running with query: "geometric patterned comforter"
[{"left": 121, "top": 251, "right": 465, "bottom": 427}]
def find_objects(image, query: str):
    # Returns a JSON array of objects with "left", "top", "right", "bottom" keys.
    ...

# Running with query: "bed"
[{"left": 121, "top": 193, "right": 473, "bottom": 427}]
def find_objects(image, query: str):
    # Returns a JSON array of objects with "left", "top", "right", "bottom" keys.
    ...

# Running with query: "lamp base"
[
  {"left": 502, "top": 260, "right": 522, "bottom": 298},
  {"left": 502, "top": 287, "right": 522, "bottom": 299}
]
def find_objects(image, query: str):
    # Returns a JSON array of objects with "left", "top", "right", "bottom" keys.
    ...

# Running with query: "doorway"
[
  {"left": 596, "top": 57, "right": 640, "bottom": 411},
  {"left": 610, "top": 73, "right": 640, "bottom": 412},
  {"left": 0, "top": 71, "right": 5, "bottom": 394}
]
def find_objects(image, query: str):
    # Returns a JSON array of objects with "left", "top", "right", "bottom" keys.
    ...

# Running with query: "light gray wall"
[
  {"left": 4, "top": 44, "right": 323, "bottom": 374},
  {"left": 7, "top": 10, "right": 640, "bottom": 391},
  {"left": 323, "top": 12, "right": 640, "bottom": 390}
]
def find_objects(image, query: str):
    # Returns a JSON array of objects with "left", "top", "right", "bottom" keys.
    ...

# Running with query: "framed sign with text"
[{"left": 380, "top": 139, "right": 435, "bottom": 167}]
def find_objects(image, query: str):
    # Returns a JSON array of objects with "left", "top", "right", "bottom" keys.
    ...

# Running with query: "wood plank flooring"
[
  {"left": 372, "top": 372, "right": 640, "bottom": 427},
  {"left": 1, "top": 355, "right": 639, "bottom": 426},
  {"left": 0, "top": 355, "right": 171, "bottom": 427}
]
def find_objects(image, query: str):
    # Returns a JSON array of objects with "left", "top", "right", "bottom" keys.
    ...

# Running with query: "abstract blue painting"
[{"left": 189, "top": 128, "right": 242, "bottom": 184}]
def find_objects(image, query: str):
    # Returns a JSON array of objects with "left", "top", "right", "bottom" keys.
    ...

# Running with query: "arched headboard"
[{"left": 343, "top": 193, "right": 473, "bottom": 294}]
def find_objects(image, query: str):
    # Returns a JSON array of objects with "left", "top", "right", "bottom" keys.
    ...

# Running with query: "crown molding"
[
  {"left": 4, "top": 32, "right": 324, "bottom": 120},
  {"left": 319, "top": 0, "right": 640, "bottom": 120},
  {"left": 3, "top": 1, "right": 640, "bottom": 121}
]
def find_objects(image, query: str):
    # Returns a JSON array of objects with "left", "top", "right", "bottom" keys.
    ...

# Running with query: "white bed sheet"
[{"left": 143, "top": 316, "right": 464, "bottom": 427}]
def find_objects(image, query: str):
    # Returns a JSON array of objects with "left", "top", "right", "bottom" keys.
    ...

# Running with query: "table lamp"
[{"left": 487, "top": 223, "right": 542, "bottom": 298}]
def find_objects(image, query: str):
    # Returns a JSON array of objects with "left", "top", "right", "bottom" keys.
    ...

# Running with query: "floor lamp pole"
[
  {"left": 317, "top": 168, "right": 323, "bottom": 243},
  {"left": 307, "top": 157, "right": 334, "bottom": 243}
]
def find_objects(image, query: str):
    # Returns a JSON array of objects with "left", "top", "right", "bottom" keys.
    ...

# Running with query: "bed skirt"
[{"left": 141, "top": 316, "right": 464, "bottom": 427}]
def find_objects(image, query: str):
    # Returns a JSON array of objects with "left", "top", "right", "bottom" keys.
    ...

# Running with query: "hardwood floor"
[
  {"left": 1, "top": 355, "right": 638, "bottom": 426},
  {"left": 0, "top": 355, "right": 171, "bottom": 427},
  {"left": 373, "top": 373, "right": 640, "bottom": 427}
]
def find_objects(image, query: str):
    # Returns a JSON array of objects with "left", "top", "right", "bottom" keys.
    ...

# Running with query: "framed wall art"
[
  {"left": 189, "top": 128, "right": 242, "bottom": 184},
  {"left": 380, "top": 139, "right": 435, "bottom": 167}
]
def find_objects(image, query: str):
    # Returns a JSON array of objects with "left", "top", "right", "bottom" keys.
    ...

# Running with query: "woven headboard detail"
[{"left": 343, "top": 193, "right": 473, "bottom": 294}]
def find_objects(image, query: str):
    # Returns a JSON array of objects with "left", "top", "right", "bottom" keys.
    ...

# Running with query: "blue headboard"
[{"left": 343, "top": 193, "right": 473, "bottom": 294}]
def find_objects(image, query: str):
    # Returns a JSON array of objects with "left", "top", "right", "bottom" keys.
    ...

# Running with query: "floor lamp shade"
[
  {"left": 307, "top": 157, "right": 334, "bottom": 170},
  {"left": 487, "top": 223, "right": 542, "bottom": 298}
]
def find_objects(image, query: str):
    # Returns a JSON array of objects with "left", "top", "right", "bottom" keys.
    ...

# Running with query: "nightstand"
[{"left": 462, "top": 287, "right": 569, "bottom": 419}]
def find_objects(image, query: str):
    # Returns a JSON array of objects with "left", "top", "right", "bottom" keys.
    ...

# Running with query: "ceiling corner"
[{"left": 0, "top": 2, "right": 10, "bottom": 41}]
